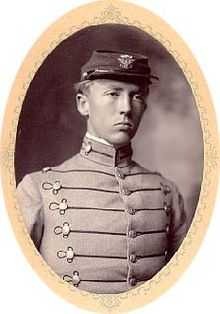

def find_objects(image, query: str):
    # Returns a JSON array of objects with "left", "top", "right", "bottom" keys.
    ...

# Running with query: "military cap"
[{"left": 79, "top": 50, "right": 158, "bottom": 84}]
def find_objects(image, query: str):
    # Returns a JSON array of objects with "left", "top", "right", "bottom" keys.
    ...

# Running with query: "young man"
[{"left": 17, "top": 50, "right": 187, "bottom": 294}]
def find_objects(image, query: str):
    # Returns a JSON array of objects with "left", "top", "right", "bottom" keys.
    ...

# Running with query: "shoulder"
[
  {"left": 130, "top": 161, "right": 182, "bottom": 199},
  {"left": 42, "top": 153, "right": 81, "bottom": 173},
  {"left": 130, "top": 161, "right": 174, "bottom": 184},
  {"left": 130, "top": 160, "right": 161, "bottom": 176},
  {"left": 17, "top": 153, "right": 81, "bottom": 185}
]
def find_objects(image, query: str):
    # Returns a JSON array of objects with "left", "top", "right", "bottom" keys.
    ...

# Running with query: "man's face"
[{"left": 77, "top": 79, "right": 148, "bottom": 146}]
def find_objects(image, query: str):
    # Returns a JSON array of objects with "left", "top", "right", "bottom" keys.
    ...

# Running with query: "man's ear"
[{"left": 76, "top": 93, "right": 90, "bottom": 117}]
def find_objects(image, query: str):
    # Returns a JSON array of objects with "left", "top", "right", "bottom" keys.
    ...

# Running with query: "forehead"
[{"left": 91, "top": 79, "right": 145, "bottom": 91}]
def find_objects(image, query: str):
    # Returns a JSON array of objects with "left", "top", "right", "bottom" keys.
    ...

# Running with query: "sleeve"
[
  {"left": 167, "top": 182, "right": 187, "bottom": 260},
  {"left": 16, "top": 173, "right": 44, "bottom": 250}
]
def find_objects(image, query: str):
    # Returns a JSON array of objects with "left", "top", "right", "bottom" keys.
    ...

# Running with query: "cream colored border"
[{"left": 1, "top": 0, "right": 219, "bottom": 312}]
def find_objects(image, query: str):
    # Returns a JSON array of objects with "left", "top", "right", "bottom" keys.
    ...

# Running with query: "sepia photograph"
[{"left": 15, "top": 23, "right": 203, "bottom": 294}]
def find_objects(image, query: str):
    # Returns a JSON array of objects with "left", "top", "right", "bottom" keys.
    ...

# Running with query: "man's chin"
[{"left": 108, "top": 132, "right": 133, "bottom": 147}]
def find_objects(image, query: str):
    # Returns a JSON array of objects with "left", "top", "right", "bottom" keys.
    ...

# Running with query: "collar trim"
[
  {"left": 85, "top": 132, "right": 113, "bottom": 147},
  {"left": 80, "top": 135, "right": 133, "bottom": 167}
]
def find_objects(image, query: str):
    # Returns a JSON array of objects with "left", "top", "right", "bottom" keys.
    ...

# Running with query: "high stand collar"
[{"left": 80, "top": 135, "right": 133, "bottom": 168}]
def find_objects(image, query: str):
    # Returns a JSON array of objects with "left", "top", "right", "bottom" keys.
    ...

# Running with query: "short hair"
[{"left": 74, "top": 80, "right": 94, "bottom": 95}]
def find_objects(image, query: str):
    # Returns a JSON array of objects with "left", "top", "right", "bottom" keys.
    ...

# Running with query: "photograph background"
[
  {"left": 15, "top": 23, "right": 203, "bottom": 228},
  {"left": 1, "top": 1, "right": 218, "bottom": 314}
]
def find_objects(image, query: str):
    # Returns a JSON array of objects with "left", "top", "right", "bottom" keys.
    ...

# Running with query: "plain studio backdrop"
[
  {"left": 15, "top": 23, "right": 203, "bottom": 230},
  {"left": 0, "top": 1, "right": 219, "bottom": 314}
]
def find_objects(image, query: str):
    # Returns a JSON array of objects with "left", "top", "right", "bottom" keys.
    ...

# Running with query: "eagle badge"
[{"left": 118, "top": 54, "right": 135, "bottom": 69}]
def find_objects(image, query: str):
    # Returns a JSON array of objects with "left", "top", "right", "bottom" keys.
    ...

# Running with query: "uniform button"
[
  {"left": 163, "top": 202, "right": 170, "bottom": 215},
  {"left": 115, "top": 168, "right": 125, "bottom": 179},
  {"left": 129, "top": 277, "right": 137, "bottom": 286},
  {"left": 127, "top": 208, "right": 136, "bottom": 215},
  {"left": 57, "top": 247, "right": 75, "bottom": 262},
  {"left": 129, "top": 254, "right": 137, "bottom": 263},
  {"left": 72, "top": 271, "right": 80, "bottom": 286},
  {"left": 166, "top": 224, "right": 170, "bottom": 234},
  {"left": 42, "top": 166, "right": 51, "bottom": 173},
  {"left": 63, "top": 222, "right": 71, "bottom": 238},
  {"left": 57, "top": 250, "right": 66, "bottom": 259},
  {"left": 128, "top": 230, "right": 137, "bottom": 238},
  {"left": 53, "top": 181, "right": 62, "bottom": 195},
  {"left": 85, "top": 143, "right": 92, "bottom": 155},
  {"left": 60, "top": 199, "right": 68, "bottom": 209},
  {"left": 164, "top": 250, "right": 168, "bottom": 257},
  {"left": 122, "top": 187, "right": 131, "bottom": 196},
  {"left": 118, "top": 172, "right": 125, "bottom": 179},
  {"left": 163, "top": 185, "right": 171, "bottom": 195},
  {"left": 59, "top": 199, "right": 68, "bottom": 215},
  {"left": 66, "top": 247, "right": 75, "bottom": 263}
]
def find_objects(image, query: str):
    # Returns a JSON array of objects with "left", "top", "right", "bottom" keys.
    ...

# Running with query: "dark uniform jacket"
[{"left": 17, "top": 136, "right": 187, "bottom": 294}]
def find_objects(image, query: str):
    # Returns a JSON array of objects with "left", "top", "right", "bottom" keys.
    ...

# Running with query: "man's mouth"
[
  {"left": 114, "top": 121, "right": 133, "bottom": 127},
  {"left": 114, "top": 121, "right": 133, "bottom": 131}
]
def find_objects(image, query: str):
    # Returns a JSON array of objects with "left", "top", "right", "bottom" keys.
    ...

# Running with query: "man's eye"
[
  {"left": 133, "top": 94, "right": 144, "bottom": 101},
  {"left": 106, "top": 92, "right": 119, "bottom": 97}
]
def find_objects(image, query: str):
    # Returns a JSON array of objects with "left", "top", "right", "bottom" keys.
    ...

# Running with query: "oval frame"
[{"left": 1, "top": 0, "right": 219, "bottom": 312}]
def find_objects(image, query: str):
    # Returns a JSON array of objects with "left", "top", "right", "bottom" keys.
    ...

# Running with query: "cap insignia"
[{"left": 118, "top": 54, "right": 135, "bottom": 69}]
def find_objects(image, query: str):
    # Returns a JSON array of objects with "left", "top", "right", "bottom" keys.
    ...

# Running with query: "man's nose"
[{"left": 118, "top": 94, "right": 131, "bottom": 115}]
